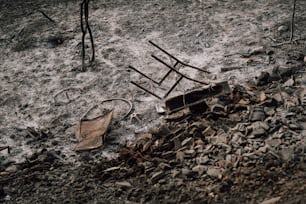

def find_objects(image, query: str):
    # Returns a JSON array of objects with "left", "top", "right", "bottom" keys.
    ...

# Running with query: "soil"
[{"left": 0, "top": 0, "right": 306, "bottom": 203}]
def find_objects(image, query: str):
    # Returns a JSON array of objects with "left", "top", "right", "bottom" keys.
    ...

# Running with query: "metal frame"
[{"left": 130, "top": 41, "right": 210, "bottom": 99}]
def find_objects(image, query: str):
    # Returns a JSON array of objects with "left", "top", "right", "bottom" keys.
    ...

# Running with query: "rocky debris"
[{"left": 117, "top": 67, "right": 306, "bottom": 202}]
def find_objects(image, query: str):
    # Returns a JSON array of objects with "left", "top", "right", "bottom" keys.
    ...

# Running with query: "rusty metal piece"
[
  {"left": 165, "top": 82, "right": 231, "bottom": 114},
  {"left": 129, "top": 41, "right": 211, "bottom": 99}
]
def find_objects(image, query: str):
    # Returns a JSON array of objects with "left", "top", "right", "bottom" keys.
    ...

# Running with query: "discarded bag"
[{"left": 74, "top": 110, "right": 113, "bottom": 151}]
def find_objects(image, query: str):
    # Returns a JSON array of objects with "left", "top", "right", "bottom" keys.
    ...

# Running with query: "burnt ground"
[{"left": 1, "top": 0, "right": 306, "bottom": 203}]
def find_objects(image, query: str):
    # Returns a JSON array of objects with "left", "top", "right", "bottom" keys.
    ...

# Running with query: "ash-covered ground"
[{"left": 0, "top": 0, "right": 306, "bottom": 203}]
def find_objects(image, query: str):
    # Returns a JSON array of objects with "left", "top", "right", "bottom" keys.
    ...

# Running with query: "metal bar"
[
  {"left": 130, "top": 81, "right": 162, "bottom": 99},
  {"left": 38, "top": 10, "right": 56, "bottom": 24},
  {"left": 149, "top": 40, "right": 210, "bottom": 73},
  {"left": 149, "top": 40, "right": 181, "bottom": 63},
  {"left": 157, "top": 61, "right": 179, "bottom": 85},
  {"left": 128, "top": 66, "right": 160, "bottom": 84},
  {"left": 163, "top": 76, "right": 183, "bottom": 99},
  {"left": 179, "top": 61, "right": 210, "bottom": 73},
  {"left": 152, "top": 55, "right": 209, "bottom": 85}
]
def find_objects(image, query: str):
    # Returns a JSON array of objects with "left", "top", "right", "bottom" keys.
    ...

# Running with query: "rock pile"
[{"left": 118, "top": 68, "right": 306, "bottom": 202}]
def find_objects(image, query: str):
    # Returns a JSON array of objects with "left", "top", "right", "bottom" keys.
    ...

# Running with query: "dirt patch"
[{"left": 1, "top": 0, "right": 306, "bottom": 203}]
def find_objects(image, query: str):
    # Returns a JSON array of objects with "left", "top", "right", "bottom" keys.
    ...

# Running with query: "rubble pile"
[{"left": 117, "top": 67, "right": 306, "bottom": 202}]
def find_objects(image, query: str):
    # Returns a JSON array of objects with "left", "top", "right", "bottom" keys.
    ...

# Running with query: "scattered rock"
[
  {"left": 151, "top": 171, "right": 165, "bottom": 182},
  {"left": 192, "top": 165, "right": 206, "bottom": 175},
  {"left": 207, "top": 167, "right": 223, "bottom": 179},
  {"left": 115, "top": 181, "right": 132, "bottom": 188},
  {"left": 260, "top": 196, "right": 281, "bottom": 204}
]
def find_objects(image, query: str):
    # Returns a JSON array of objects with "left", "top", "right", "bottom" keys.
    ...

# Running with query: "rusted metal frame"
[
  {"left": 149, "top": 40, "right": 210, "bottom": 74},
  {"left": 129, "top": 61, "right": 181, "bottom": 99},
  {"left": 152, "top": 55, "right": 209, "bottom": 85}
]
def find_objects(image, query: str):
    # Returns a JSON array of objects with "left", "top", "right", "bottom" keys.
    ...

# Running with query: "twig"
[
  {"left": 38, "top": 10, "right": 56, "bottom": 24},
  {"left": 271, "top": 37, "right": 305, "bottom": 47},
  {"left": 290, "top": 0, "right": 297, "bottom": 42}
]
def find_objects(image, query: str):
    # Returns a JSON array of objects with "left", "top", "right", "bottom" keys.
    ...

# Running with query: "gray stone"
[
  {"left": 158, "top": 162, "right": 171, "bottom": 170},
  {"left": 115, "top": 181, "right": 132, "bottom": 188},
  {"left": 207, "top": 167, "right": 223, "bottom": 179},
  {"left": 184, "top": 149, "right": 196, "bottom": 158},
  {"left": 264, "top": 107, "right": 275, "bottom": 116},
  {"left": 181, "top": 168, "right": 194, "bottom": 177},
  {"left": 176, "top": 151, "right": 185, "bottom": 163},
  {"left": 192, "top": 165, "right": 206, "bottom": 175},
  {"left": 278, "top": 25, "right": 289, "bottom": 33},
  {"left": 196, "top": 156, "right": 209, "bottom": 165},
  {"left": 181, "top": 137, "right": 194, "bottom": 147},
  {"left": 151, "top": 171, "right": 165, "bottom": 182}
]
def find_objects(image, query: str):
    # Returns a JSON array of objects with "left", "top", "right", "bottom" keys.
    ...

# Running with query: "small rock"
[
  {"left": 162, "top": 151, "right": 175, "bottom": 160},
  {"left": 104, "top": 166, "right": 121, "bottom": 172},
  {"left": 151, "top": 171, "right": 165, "bottom": 182},
  {"left": 252, "top": 127, "right": 266, "bottom": 137},
  {"left": 196, "top": 31, "right": 203, "bottom": 37},
  {"left": 172, "top": 136, "right": 181, "bottom": 150},
  {"left": 260, "top": 196, "right": 281, "bottom": 204},
  {"left": 207, "top": 167, "right": 223, "bottom": 179},
  {"left": 211, "top": 132, "right": 228, "bottom": 144},
  {"left": 181, "top": 137, "right": 194, "bottom": 147},
  {"left": 256, "top": 72, "right": 270, "bottom": 86},
  {"left": 264, "top": 107, "right": 275, "bottom": 116},
  {"left": 192, "top": 165, "right": 206, "bottom": 175},
  {"left": 272, "top": 93, "right": 283, "bottom": 104},
  {"left": 202, "top": 126, "right": 216, "bottom": 137},
  {"left": 181, "top": 168, "right": 194, "bottom": 177},
  {"left": 250, "top": 106, "right": 265, "bottom": 121},
  {"left": 158, "top": 162, "right": 171, "bottom": 170},
  {"left": 5, "top": 165, "right": 18, "bottom": 173},
  {"left": 115, "top": 181, "right": 132, "bottom": 188},
  {"left": 196, "top": 156, "right": 210, "bottom": 165},
  {"left": 171, "top": 169, "right": 180, "bottom": 178},
  {"left": 155, "top": 103, "right": 166, "bottom": 114},
  {"left": 283, "top": 78, "right": 294, "bottom": 87},
  {"left": 176, "top": 151, "right": 185, "bottom": 163},
  {"left": 280, "top": 147, "right": 295, "bottom": 162},
  {"left": 194, "top": 144, "right": 204, "bottom": 153},
  {"left": 278, "top": 25, "right": 289, "bottom": 33},
  {"left": 184, "top": 149, "right": 196, "bottom": 158}
]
